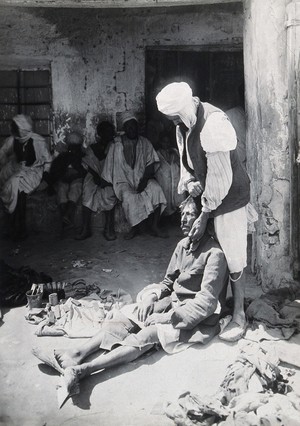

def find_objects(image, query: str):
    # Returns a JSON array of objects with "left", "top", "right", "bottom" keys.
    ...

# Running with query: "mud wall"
[
  {"left": 244, "top": 0, "right": 293, "bottom": 290},
  {"left": 0, "top": 3, "right": 242, "bottom": 144}
]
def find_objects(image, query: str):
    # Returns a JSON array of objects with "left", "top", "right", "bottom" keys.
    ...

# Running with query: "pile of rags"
[
  {"left": 244, "top": 284, "right": 300, "bottom": 342},
  {"left": 31, "top": 285, "right": 132, "bottom": 338},
  {"left": 165, "top": 341, "right": 300, "bottom": 426}
]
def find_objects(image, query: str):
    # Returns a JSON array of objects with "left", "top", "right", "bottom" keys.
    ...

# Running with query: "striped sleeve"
[{"left": 201, "top": 151, "right": 232, "bottom": 212}]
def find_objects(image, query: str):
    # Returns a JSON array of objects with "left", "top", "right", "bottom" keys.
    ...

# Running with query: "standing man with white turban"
[
  {"left": 101, "top": 111, "right": 167, "bottom": 239},
  {"left": 156, "top": 82, "right": 255, "bottom": 342}
]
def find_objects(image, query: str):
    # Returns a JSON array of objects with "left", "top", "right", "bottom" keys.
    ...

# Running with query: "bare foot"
[
  {"left": 54, "top": 348, "right": 82, "bottom": 369},
  {"left": 103, "top": 229, "right": 116, "bottom": 241},
  {"left": 32, "top": 347, "right": 64, "bottom": 374},
  {"left": 63, "top": 366, "right": 81, "bottom": 394},
  {"left": 219, "top": 319, "right": 247, "bottom": 342}
]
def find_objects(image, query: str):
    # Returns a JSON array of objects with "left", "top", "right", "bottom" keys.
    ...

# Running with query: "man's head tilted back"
[{"left": 180, "top": 196, "right": 200, "bottom": 236}]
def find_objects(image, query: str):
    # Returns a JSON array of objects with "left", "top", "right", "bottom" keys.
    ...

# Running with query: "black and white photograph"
[{"left": 0, "top": 0, "right": 300, "bottom": 425}]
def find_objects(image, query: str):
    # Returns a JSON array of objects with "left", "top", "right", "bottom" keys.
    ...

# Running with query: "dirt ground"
[{"left": 0, "top": 223, "right": 298, "bottom": 426}]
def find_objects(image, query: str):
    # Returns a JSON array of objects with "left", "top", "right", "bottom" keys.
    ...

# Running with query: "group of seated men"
[{"left": 0, "top": 111, "right": 183, "bottom": 242}]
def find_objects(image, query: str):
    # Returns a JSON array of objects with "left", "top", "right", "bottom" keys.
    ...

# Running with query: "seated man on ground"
[
  {"left": 33, "top": 196, "right": 229, "bottom": 394},
  {"left": 155, "top": 131, "right": 185, "bottom": 220},
  {"left": 101, "top": 111, "right": 167, "bottom": 239},
  {"left": 76, "top": 120, "right": 117, "bottom": 241},
  {"left": 0, "top": 114, "right": 52, "bottom": 241},
  {"left": 47, "top": 131, "right": 86, "bottom": 233}
]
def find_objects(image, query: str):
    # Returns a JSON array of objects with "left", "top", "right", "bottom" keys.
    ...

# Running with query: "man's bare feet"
[
  {"left": 218, "top": 318, "right": 247, "bottom": 342},
  {"left": 54, "top": 348, "right": 82, "bottom": 369},
  {"left": 32, "top": 347, "right": 64, "bottom": 374},
  {"left": 63, "top": 366, "right": 81, "bottom": 394}
]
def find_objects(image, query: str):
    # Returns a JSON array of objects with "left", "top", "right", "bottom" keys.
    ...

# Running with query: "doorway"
[{"left": 145, "top": 47, "right": 244, "bottom": 121}]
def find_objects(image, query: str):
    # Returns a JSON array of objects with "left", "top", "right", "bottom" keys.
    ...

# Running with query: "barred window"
[{"left": 0, "top": 69, "right": 52, "bottom": 148}]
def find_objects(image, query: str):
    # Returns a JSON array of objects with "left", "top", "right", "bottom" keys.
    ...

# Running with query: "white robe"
[
  {"left": 102, "top": 136, "right": 166, "bottom": 227},
  {"left": 0, "top": 135, "right": 52, "bottom": 213},
  {"left": 82, "top": 146, "right": 117, "bottom": 212},
  {"left": 155, "top": 148, "right": 185, "bottom": 216}
]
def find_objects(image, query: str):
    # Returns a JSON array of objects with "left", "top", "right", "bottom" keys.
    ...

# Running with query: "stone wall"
[
  {"left": 0, "top": 3, "right": 243, "bottom": 144},
  {"left": 244, "top": 0, "right": 292, "bottom": 290}
]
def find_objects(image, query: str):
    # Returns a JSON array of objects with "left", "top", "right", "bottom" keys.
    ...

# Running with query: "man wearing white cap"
[
  {"left": 101, "top": 111, "right": 167, "bottom": 239},
  {"left": 156, "top": 82, "right": 256, "bottom": 342}
]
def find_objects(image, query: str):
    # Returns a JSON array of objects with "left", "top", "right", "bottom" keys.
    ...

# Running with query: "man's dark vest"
[{"left": 181, "top": 102, "right": 250, "bottom": 217}]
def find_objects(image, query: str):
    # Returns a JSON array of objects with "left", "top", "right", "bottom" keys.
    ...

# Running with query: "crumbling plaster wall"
[
  {"left": 0, "top": 4, "right": 242, "bottom": 144},
  {"left": 244, "top": 0, "right": 292, "bottom": 290}
]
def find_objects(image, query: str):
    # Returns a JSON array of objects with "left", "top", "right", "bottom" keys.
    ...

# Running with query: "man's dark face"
[
  {"left": 166, "top": 114, "right": 182, "bottom": 126},
  {"left": 100, "top": 127, "right": 114, "bottom": 145},
  {"left": 124, "top": 119, "right": 138, "bottom": 140},
  {"left": 11, "top": 121, "right": 20, "bottom": 138},
  {"left": 68, "top": 144, "right": 82, "bottom": 156}
]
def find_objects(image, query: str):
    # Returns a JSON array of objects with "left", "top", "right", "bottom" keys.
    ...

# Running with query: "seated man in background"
[
  {"left": 0, "top": 114, "right": 52, "bottom": 241},
  {"left": 47, "top": 131, "right": 86, "bottom": 233},
  {"left": 76, "top": 120, "right": 117, "bottom": 241},
  {"left": 155, "top": 131, "right": 185, "bottom": 220},
  {"left": 33, "top": 196, "right": 229, "bottom": 394},
  {"left": 101, "top": 112, "right": 167, "bottom": 239}
]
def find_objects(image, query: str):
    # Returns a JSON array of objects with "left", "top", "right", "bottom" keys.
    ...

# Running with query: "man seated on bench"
[
  {"left": 101, "top": 111, "right": 167, "bottom": 239},
  {"left": 0, "top": 114, "right": 52, "bottom": 241},
  {"left": 76, "top": 120, "right": 117, "bottom": 241},
  {"left": 33, "top": 196, "right": 229, "bottom": 394}
]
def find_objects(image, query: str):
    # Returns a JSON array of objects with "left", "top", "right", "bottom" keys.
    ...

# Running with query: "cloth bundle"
[
  {"left": 34, "top": 288, "right": 133, "bottom": 338},
  {"left": 165, "top": 341, "right": 299, "bottom": 425},
  {"left": 245, "top": 285, "right": 300, "bottom": 342}
]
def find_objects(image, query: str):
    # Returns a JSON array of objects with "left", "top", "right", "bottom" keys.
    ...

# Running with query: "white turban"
[
  {"left": 12, "top": 114, "right": 33, "bottom": 143},
  {"left": 156, "top": 82, "right": 200, "bottom": 129},
  {"left": 120, "top": 111, "right": 138, "bottom": 127}
]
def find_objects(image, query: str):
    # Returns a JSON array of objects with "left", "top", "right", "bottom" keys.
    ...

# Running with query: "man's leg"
[
  {"left": 219, "top": 272, "right": 247, "bottom": 342},
  {"left": 65, "top": 179, "right": 82, "bottom": 226},
  {"left": 11, "top": 191, "right": 27, "bottom": 241},
  {"left": 55, "top": 329, "right": 112, "bottom": 368},
  {"left": 148, "top": 206, "right": 168, "bottom": 238},
  {"left": 214, "top": 208, "right": 248, "bottom": 342},
  {"left": 19, "top": 191, "right": 27, "bottom": 239},
  {"left": 63, "top": 326, "right": 157, "bottom": 392},
  {"left": 75, "top": 206, "right": 92, "bottom": 240},
  {"left": 103, "top": 207, "right": 116, "bottom": 241},
  {"left": 231, "top": 272, "right": 246, "bottom": 326}
]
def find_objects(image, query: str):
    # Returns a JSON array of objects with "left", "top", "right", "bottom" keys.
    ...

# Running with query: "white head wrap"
[
  {"left": 156, "top": 82, "right": 200, "bottom": 129},
  {"left": 12, "top": 114, "right": 33, "bottom": 143},
  {"left": 120, "top": 111, "right": 138, "bottom": 127}
]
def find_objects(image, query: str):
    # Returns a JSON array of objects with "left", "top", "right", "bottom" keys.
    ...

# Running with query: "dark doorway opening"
[{"left": 145, "top": 48, "right": 244, "bottom": 122}]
